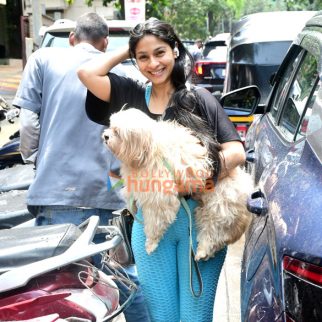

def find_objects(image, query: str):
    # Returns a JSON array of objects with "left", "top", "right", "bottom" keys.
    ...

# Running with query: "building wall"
[
  {"left": 23, "top": 0, "right": 114, "bottom": 24},
  {"left": 22, "top": 0, "right": 115, "bottom": 45}
]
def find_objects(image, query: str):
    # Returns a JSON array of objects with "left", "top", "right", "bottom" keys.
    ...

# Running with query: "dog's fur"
[{"left": 103, "top": 108, "right": 253, "bottom": 260}]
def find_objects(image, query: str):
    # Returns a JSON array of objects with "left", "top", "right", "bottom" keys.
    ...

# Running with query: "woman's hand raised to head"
[{"left": 77, "top": 45, "right": 130, "bottom": 102}]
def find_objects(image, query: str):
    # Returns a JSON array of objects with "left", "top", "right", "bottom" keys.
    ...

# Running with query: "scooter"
[
  {"left": 0, "top": 161, "right": 35, "bottom": 229},
  {"left": 0, "top": 96, "right": 35, "bottom": 228},
  {"left": 0, "top": 95, "right": 23, "bottom": 169},
  {"left": 0, "top": 215, "right": 137, "bottom": 321}
]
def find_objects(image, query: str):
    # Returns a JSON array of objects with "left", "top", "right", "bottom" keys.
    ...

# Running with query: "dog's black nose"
[{"left": 103, "top": 134, "right": 109, "bottom": 141}]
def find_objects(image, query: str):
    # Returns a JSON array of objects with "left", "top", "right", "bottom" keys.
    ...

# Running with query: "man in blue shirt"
[{"left": 13, "top": 12, "right": 150, "bottom": 322}]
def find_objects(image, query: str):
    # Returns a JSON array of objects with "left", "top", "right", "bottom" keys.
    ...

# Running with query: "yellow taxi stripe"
[{"left": 229, "top": 115, "right": 254, "bottom": 123}]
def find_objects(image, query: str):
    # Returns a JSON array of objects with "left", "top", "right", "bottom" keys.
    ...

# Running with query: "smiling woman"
[{"left": 78, "top": 18, "right": 246, "bottom": 322}]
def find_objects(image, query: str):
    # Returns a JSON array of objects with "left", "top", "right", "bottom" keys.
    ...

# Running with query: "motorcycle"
[
  {"left": 0, "top": 161, "right": 35, "bottom": 229},
  {"left": 0, "top": 95, "right": 23, "bottom": 170},
  {"left": 0, "top": 95, "right": 35, "bottom": 228},
  {"left": 0, "top": 99, "right": 137, "bottom": 321},
  {"left": 0, "top": 215, "right": 137, "bottom": 321}
]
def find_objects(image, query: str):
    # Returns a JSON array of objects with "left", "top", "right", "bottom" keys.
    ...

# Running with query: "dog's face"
[{"left": 102, "top": 108, "right": 156, "bottom": 168}]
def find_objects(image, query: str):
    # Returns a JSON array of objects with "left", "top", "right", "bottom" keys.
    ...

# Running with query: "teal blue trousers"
[{"left": 132, "top": 198, "right": 227, "bottom": 322}]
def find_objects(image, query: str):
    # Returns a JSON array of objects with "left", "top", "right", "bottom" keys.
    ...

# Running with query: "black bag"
[{"left": 108, "top": 208, "right": 135, "bottom": 266}]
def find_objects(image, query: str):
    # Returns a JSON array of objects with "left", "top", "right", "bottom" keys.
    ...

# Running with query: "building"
[{"left": 0, "top": 0, "right": 116, "bottom": 64}]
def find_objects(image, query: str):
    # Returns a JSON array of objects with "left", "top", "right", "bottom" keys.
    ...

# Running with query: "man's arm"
[{"left": 19, "top": 109, "right": 40, "bottom": 164}]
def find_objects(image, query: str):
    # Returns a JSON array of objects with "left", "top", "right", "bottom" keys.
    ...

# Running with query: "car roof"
[
  {"left": 40, "top": 19, "right": 139, "bottom": 36},
  {"left": 230, "top": 11, "right": 317, "bottom": 49},
  {"left": 206, "top": 33, "right": 230, "bottom": 44}
]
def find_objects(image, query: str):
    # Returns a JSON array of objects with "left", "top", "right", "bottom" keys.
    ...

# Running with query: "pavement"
[
  {"left": 0, "top": 59, "right": 23, "bottom": 103},
  {"left": 213, "top": 237, "right": 244, "bottom": 322},
  {"left": 0, "top": 59, "right": 244, "bottom": 322}
]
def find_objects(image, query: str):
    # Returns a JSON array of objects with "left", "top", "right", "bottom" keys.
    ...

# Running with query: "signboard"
[{"left": 124, "top": 0, "right": 145, "bottom": 22}]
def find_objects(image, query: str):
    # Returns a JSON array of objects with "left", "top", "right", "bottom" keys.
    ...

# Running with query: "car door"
[
  {"left": 246, "top": 44, "right": 318, "bottom": 183},
  {"left": 242, "top": 44, "right": 321, "bottom": 321}
]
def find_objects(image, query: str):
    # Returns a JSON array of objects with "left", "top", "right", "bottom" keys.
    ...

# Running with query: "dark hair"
[{"left": 74, "top": 13, "right": 109, "bottom": 42}]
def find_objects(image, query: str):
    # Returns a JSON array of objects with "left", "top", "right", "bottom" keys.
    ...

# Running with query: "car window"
[
  {"left": 41, "top": 32, "right": 71, "bottom": 48},
  {"left": 296, "top": 78, "right": 320, "bottom": 140},
  {"left": 207, "top": 46, "right": 227, "bottom": 61},
  {"left": 306, "top": 80, "right": 322, "bottom": 161},
  {"left": 270, "top": 49, "right": 303, "bottom": 121},
  {"left": 278, "top": 51, "right": 318, "bottom": 141},
  {"left": 41, "top": 30, "right": 130, "bottom": 52},
  {"left": 203, "top": 40, "right": 226, "bottom": 57},
  {"left": 107, "top": 32, "right": 130, "bottom": 52}
]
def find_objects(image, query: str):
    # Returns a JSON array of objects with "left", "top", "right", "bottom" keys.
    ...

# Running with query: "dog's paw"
[
  {"left": 145, "top": 241, "right": 158, "bottom": 255},
  {"left": 195, "top": 244, "right": 221, "bottom": 261},
  {"left": 195, "top": 248, "right": 210, "bottom": 261}
]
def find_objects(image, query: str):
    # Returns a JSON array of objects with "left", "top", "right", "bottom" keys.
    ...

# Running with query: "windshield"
[
  {"left": 41, "top": 32, "right": 71, "bottom": 48},
  {"left": 41, "top": 31, "right": 130, "bottom": 52}
]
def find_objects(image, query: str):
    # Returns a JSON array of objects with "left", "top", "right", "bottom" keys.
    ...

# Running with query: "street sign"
[{"left": 124, "top": 0, "right": 145, "bottom": 22}]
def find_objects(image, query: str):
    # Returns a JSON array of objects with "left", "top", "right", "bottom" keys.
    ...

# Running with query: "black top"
[{"left": 85, "top": 73, "right": 241, "bottom": 144}]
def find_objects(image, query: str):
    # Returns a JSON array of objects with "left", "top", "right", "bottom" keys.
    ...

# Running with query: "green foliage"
[
  {"left": 285, "top": 0, "right": 322, "bottom": 10},
  {"left": 146, "top": 0, "right": 170, "bottom": 19},
  {"left": 66, "top": 0, "right": 322, "bottom": 42},
  {"left": 164, "top": 0, "right": 208, "bottom": 39},
  {"left": 242, "top": 0, "right": 286, "bottom": 15}
]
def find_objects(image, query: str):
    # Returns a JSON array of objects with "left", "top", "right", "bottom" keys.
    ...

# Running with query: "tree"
[
  {"left": 66, "top": 0, "right": 322, "bottom": 41},
  {"left": 284, "top": 0, "right": 322, "bottom": 10}
]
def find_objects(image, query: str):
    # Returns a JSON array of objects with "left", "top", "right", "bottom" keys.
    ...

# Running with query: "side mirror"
[{"left": 220, "top": 86, "right": 261, "bottom": 116}]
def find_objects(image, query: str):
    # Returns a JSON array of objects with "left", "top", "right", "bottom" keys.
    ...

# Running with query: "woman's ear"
[{"left": 174, "top": 47, "right": 179, "bottom": 58}]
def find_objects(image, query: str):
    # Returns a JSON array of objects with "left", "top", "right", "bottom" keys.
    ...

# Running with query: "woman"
[{"left": 78, "top": 19, "right": 245, "bottom": 322}]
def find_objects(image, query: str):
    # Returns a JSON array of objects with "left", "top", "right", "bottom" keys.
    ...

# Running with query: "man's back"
[{"left": 13, "top": 45, "right": 125, "bottom": 209}]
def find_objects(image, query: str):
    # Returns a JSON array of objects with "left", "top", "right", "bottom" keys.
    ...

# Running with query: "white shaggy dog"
[{"left": 103, "top": 108, "right": 253, "bottom": 260}]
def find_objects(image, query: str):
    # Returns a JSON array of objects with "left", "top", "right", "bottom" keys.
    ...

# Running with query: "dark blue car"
[{"left": 221, "top": 11, "right": 322, "bottom": 322}]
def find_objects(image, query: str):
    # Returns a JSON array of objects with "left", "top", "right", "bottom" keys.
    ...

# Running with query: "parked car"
[
  {"left": 191, "top": 33, "right": 230, "bottom": 98},
  {"left": 223, "top": 11, "right": 316, "bottom": 142},
  {"left": 39, "top": 19, "right": 146, "bottom": 83},
  {"left": 221, "top": 11, "right": 322, "bottom": 322},
  {"left": 182, "top": 39, "right": 195, "bottom": 52}
]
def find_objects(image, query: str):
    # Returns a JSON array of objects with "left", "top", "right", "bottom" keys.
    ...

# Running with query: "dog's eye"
[{"left": 113, "top": 128, "right": 120, "bottom": 137}]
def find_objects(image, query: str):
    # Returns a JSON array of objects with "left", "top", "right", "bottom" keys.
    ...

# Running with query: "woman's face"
[{"left": 134, "top": 35, "right": 176, "bottom": 86}]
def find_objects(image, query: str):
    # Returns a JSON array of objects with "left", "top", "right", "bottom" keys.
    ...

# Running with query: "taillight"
[
  {"left": 283, "top": 256, "right": 322, "bottom": 322},
  {"left": 235, "top": 123, "right": 248, "bottom": 142},
  {"left": 283, "top": 256, "right": 322, "bottom": 286},
  {"left": 195, "top": 63, "right": 203, "bottom": 76},
  {"left": 284, "top": 313, "right": 296, "bottom": 322}
]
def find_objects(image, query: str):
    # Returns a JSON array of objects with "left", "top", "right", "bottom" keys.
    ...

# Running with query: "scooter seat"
[{"left": 0, "top": 224, "right": 81, "bottom": 272}]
